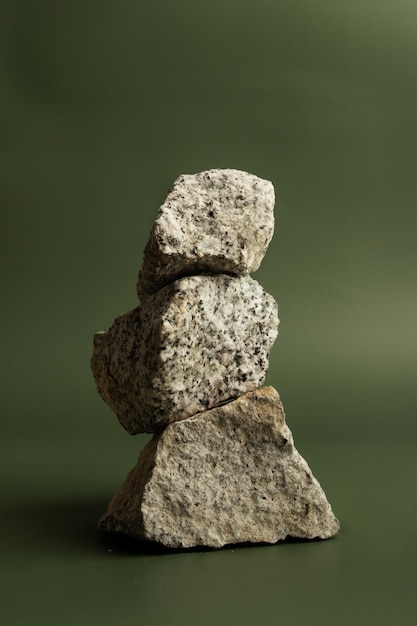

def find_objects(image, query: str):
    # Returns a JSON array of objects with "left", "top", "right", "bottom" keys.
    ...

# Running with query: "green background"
[{"left": 1, "top": 1, "right": 416, "bottom": 624}]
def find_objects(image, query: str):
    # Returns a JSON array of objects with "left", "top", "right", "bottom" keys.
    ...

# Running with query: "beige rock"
[
  {"left": 137, "top": 169, "right": 275, "bottom": 297},
  {"left": 99, "top": 387, "right": 340, "bottom": 548},
  {"left": 91, "top": 274, "right": 278, "bottom": 434}
]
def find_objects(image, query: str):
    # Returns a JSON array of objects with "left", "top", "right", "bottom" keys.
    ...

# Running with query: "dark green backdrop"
[{"left": 1, "top": 1, "right": 416, "bottom": 625}]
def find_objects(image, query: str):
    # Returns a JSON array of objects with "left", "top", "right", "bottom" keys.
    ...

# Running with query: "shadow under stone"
[{"left": 1, "top": 496, "right": 328, "bottom": 559}]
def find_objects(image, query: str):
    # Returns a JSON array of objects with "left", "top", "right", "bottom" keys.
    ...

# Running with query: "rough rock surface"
[
  {"left": 99, "top": 387, "right": 340, "bottom": 548},
  {"left": 137, "top": 169, "right": 275, "bottom": 297},
  {"left": 91, "top": 274, "right": 278, "bottom": 434}
]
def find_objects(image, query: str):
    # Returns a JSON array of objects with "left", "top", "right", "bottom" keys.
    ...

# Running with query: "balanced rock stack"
[{"left": 92, "top": 169, "right": 339, "bottom": 549}]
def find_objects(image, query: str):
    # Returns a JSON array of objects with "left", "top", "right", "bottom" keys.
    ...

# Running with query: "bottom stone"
[{"left": 98, "top": 387, "right": 340, "bottom": 548}]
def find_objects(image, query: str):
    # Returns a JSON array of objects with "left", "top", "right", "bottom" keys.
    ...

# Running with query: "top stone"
[{"left": 137, "top": 169, "right": 275, "bottom": 297}]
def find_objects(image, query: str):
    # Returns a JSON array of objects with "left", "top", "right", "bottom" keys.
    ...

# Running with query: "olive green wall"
[{"left": 2, "top": 0, "right": 415, "bottom": 444}]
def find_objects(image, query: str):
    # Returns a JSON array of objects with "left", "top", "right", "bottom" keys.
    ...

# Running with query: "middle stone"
[{"left": 91, "top": 274, "right": 279, "bottom": 434}]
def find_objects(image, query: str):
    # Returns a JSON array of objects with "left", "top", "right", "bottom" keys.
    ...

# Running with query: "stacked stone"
[{"left": 92, "top": 169, "right": 339, "bottom": 549}]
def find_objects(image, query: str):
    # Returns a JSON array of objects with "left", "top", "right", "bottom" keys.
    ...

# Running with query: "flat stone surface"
[
  {"left": 91, "top": 274, "right": 278, "bottom": 434},
  {"left": 99, "top": 387, "right": 340, "bottom": 548},
  {"left": 137, "top": 169, "right": 275, "bottom": 297}
]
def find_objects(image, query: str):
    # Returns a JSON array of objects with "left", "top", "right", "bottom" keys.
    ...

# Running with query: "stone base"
[{"left": 98, "top": 387, "right": 340, "bottom": 549}]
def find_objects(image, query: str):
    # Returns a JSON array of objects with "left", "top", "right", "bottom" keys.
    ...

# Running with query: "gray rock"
[
  {"left": 99, "top": 387, "right": 340, "bottom": 548},
  {"left": 91, "top": 274, "right": 278, "bottom": 434},
  {"left": 137, "top": 169, "right": 275, "bottom": 297}
]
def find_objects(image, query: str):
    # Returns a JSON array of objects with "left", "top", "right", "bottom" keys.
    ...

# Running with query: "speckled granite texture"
[
  {"left": 93, "top": 169, "right": 340, "bottom": 549},
  {"left": 137, "top": 169, "right": 275, "bottom": 297},
  {"left": 91, "top": 274, "right": 278, "bottom": 434},
  {"left": 99, "top": 387, "right": 340, "bottom": 549}
]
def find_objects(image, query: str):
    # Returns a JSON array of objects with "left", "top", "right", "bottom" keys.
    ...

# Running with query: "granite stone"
[
  {"left": 137, "top": 169, "right": 275, "bottom": 297},
  {"left": 91, "top": 274, "right": 278, "bottom": 434},
  {"left": 99, "top": 387, "right": 340, "bottom": 548}
]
